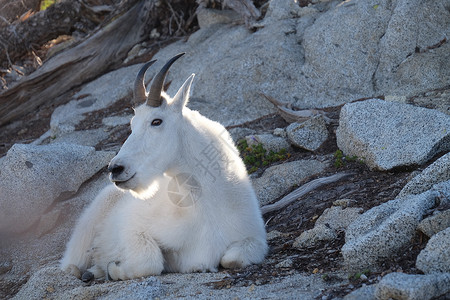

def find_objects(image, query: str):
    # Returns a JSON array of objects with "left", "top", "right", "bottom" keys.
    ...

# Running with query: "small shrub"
[
  {"left": 40, "top": 0, "right": 58, "bottom": 11},
  {"left": 334, "top": 149, "right": 363, "bottom": 168},
  {"left": 348, "top": 269, "right": 371, "bottom": 281},
  {"left": 237, "top": 139, "right": 290, "bottom": 174}
]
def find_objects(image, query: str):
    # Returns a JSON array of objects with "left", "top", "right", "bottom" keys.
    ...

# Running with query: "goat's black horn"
[
  {"left": 134, "top": 60, "right": 156, "bottom": 104},
  {"left": 146, "top": 53, "right": 185, "bottom": 107}
]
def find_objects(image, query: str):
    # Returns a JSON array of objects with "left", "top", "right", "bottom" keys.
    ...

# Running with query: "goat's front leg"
[
  {"left": 91, "top": 210, "right": 165, "bottom": 280},
  {"left": 221, "top": 237, "right": 267, "bottom": 269},
  {"left": 106, "top": 232, "right": 164, "bottom": 280},
  {"left": 61, "top": 185, "right": 122, "bottom": 277}
]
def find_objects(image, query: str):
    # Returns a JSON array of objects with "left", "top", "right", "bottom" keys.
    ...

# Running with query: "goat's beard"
[{"left": 130, "top": 180, "right": 160, "bottom": 200}]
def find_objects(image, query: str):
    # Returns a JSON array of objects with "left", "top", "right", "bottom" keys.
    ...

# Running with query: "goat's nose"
[{"left": 108, "top": 164, "right": 125, "bottom": 177}]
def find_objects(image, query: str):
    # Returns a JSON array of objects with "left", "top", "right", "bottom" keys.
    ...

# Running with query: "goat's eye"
[{"left": 151, "top": 119, "right": 163, "bottom": 126}]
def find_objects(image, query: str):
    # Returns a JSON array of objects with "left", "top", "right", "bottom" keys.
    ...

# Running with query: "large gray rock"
[
  {"left": 286, "top": 116, "right": 329, "bottom": 151},
  {"left": 12, "top": 261, "right": 350, "bottom": 300},
  {"left": 140, "top": 1, "right": 353, "bottom": 125},
  {"left": 336, "top": 99, "right": 450, "bottom": 171},
  {"left": 0, "top": 175, "right": 111, "bottom": 300},
  {"left": 344, "top": 285, "right": 376, "bottom": 300},
  {"left": 398, "top": 152, "right": 450, "bottom": 197},
  {"left": 245, "top": 134, "right": 292, "bottom": 153},
  {"left": 431, "top": 180, "right": 450, "bottom": 207},
  {"left": 47, "top": 0, "right": 449, "bottom": 131},
  {"left": 410, "top": 88, "right": 450, "bottom": 116},
  {"left": 146, "top": 19, "right": 303, "bottom": 127},
  {"left": 50, "top": 63, "right": 142, "bottom": 137},
  {"left": 252, "top": 160, "right": 327, "bottom": 206},
  {"left": 301, "top": 0, "right": 390, "bottom": 104},
  {"left": 196, "top": 7, "right": 240, "bottom": 29},
  {"left": 0, "top": 143, "right": 114, "bottom": 234},
  {"left": 303, "top": 0, "right": 450, "bottom": 105},
  {"left": 12, "top": 264, "right": 163, "bottom": 300},
  {"left": 417, "top": 210, "right": 450, "bottom": 238},
  {"left": 293, "top": 206, "right": 362, "bottom": 248},
  {"left": 416, "top": 227, "right": 450, "bottom": 274},
  {"left": 374, "top": 0, "right": 450, "bottom": 97},
  {"left": 46, "top": 0, "right": 450, "bottom": 133},
  {"left": 49, "top": 129, "right": 110, "bottom": 148},
  {"left": 375, "top": 272, "right": 450, "bottom": 300},
  {"left": 342, "top": 191, "right": 438, "bottom": 271}
]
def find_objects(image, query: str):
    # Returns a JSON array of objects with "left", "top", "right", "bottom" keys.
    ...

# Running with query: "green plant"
[
  {"left": 333, "top": 149, "right": 361, "bottom": 168},
  {"left": 348, "top": 269, "right": 371, "bottom": 281},
  {"left": 334, "top": 149, "right": 344, "bottom": 168},
  {"left": 237, "top": 139, "right": 290, "bottom": 174},
  {"left": 40, "top": 0, "right": 58, "bottom": 11}
]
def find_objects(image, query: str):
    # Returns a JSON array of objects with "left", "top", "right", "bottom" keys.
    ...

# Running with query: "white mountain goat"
[{"left": 61, "top": 53, "right": 268, "bottom": 280}]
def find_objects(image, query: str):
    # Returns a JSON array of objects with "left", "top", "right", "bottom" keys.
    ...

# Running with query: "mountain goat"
[{"left": 61, "top": 53, "right": 268, "bottom": 280}]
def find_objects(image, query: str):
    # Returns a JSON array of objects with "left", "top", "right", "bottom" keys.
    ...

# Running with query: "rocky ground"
[
  {"left": 0, "top": 91, "right": 447, "bottom": 299},
  {"left": 0, "top": 0, "right": 449, "bottom": 299}
]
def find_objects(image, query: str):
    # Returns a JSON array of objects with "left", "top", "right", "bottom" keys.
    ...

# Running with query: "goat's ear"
[{"left": 171, "top": 74, "right": 195, "bottom": 112}]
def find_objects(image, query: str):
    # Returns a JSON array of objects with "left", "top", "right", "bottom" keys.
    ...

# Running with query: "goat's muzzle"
[
  {"left": 108, "top": 164, "right": 124, "bottom": 178},
  {"left": 107, "top": 163, "right": 135, "bottom": 188}
]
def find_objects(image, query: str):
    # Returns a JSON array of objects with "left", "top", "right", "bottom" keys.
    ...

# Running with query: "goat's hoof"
[
  {"left": 220, "top": 251, "right": 245, "bottom": 269},
  {"left": 81, "top": 271, "right": 94, "bottom": 282},
  {"left": 106, "top": 261, "right": 121, "bottom": 281},
  {"left": 65, "top": 264, "right": 81, "bottom": 279},
  {"left": 220, "top": 260, "right": 243, "bottom": 269}
]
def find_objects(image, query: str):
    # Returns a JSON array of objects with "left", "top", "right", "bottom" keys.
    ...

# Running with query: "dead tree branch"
[
  {"left": 261, "top": 93, "right": 333, "bottom": 124},
  {"left": 261, "top": 172, "right": 353, "bottom": 215}
]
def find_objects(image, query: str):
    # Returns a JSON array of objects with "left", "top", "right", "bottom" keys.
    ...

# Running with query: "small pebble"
[{"left": 275, "top": 258, "right": 293, "bottom": 268}]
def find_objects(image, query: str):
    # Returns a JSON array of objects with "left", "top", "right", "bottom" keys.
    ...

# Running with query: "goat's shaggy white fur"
[{"left": 61, "top": 72, "right": 267, "bottom": 280}]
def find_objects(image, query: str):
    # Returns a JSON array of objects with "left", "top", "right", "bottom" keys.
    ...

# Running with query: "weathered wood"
[
  {"left": 260, "top": 172, "right": 353, "bottom": 215},
  {"left": 0, "top": 0, "right": 151, "bottom": 126},
  {"left": 261, "top": 93, "right": 333, "bottom": 124},
  {"left": 0, "top": 1, "right": 84, "bottom": 67}
]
